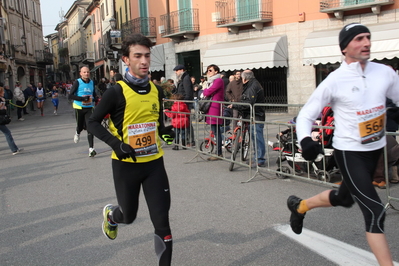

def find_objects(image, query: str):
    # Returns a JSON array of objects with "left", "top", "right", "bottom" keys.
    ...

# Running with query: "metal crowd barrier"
[
  {"left": 254, "top": 102, "right": 399, "bottom": 211},
  {"left": 163, "top": 98, "right": 259, "bottom": 182},
  {"left": 162, "top": 99, "right": 399, "bottom": 209},
  {"left": 384, "top": 132, "right": 399, "bottom": 211}
]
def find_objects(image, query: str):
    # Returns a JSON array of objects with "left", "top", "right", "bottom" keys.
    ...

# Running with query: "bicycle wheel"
[
  {"left": 241, "top": 128, "right": 250, "bottom": 161},
  {"left": 229, "top": 128, "right": 241, "bottom": 171},
  {"left": 199, "top": 139, "right": 214, "bottom": 153}
]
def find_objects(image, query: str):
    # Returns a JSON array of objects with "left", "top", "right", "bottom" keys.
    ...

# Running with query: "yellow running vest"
[{"left": 109, "top": 81, "right": 164, "bottom": 163}]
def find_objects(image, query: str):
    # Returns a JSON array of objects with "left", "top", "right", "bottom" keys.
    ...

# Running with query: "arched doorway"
[
  {"left": 17, "top": 66, "right": 26, "bottom": 88},
  {"left": 29, "top": 68, "right": 35, "bottom": 85}
]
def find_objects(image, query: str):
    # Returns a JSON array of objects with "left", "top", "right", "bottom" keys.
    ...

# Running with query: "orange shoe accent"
[
  {"left": 372, "top": 181, "right": 386, "bottom": 189},
  {"left": 297, "top": 199, "right": 309, "bottom": 214}
]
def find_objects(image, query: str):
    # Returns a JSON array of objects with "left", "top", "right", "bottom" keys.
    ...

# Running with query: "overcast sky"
[{"left": 40, "top": 0, "right": 75, "bottom": 37}]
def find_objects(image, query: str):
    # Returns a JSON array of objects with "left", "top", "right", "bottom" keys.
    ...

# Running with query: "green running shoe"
[{"left": 102, "top": 204, "right": 118, "bottom": 240}]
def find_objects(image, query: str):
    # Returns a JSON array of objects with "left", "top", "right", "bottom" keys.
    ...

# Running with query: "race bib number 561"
[{"left": 128, "top": 122, "right": 159, "bottom": 156}]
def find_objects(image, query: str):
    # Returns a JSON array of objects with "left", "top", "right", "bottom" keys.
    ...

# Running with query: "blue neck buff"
[{"left": 124, "top": 71, "right": 149, "bottom": 87}]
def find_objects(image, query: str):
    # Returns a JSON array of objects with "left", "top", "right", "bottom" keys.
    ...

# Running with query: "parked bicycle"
[
  {"left": 229, "top": 116, "right": 251, "bottom": 171},
  {"left": 199, "top": 125, "right": 233, "bottom": 154}
]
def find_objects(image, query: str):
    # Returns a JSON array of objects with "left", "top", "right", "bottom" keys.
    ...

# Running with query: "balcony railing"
[
  {"left": 35, "top": 50, "right": 53, "bottom": 65},
  {"left": 320, "top": 0, "right": 394, "bottom": 18},
  {"left": 121, "top": 17, "right": 156, "bottom": 40},
  {"left": 105, "top": 30, "right": 122, "bottom": 51},
  {"left": 82, "top": 51, "right": 95, "bottom": 64},
  {"left": 215, "top": 0, "right": 272, "bottom": 28},
  {"left": 70, "top": 54, "right": 83, "bottom": 64},
  {"left": 160, "top": 8, "right": 199, "bottom": 39}
]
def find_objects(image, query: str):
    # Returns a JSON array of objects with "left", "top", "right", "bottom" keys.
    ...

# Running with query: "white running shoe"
[
  {"left": 89, "top": 148, "right": 97, "bottom": 157},
  {"left": 18, "top": 118, "right": 24, "bottom": 121},
  {"left": 12, "top": 148, "right": 24, "bottom": 155},
  {"left": 74, "top": 133, "right": 80, "bottom": 143}
]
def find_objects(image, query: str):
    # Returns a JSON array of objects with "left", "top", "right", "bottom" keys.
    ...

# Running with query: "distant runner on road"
[{"left": 68, "top": 66, "right": 97, "bottom": 157}]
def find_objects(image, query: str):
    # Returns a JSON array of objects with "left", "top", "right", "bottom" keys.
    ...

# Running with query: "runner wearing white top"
[{"left": 287, "top": 23, "right": 399, "bottom": 266}]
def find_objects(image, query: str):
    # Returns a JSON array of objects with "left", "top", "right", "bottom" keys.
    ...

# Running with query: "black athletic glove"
[
  {"left": 159, "top": 125, "right": 175, "bottom": 145},
  {"left": 109, "top": 139, "right": 136, "bottom": 161},
  {"left": 300, "top": 137, "right": 323, "bottom": 161}
]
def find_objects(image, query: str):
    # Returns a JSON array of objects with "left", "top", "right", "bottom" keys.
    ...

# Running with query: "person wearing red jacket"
[{"left": 165, "top": 93, "right": 190, "bottom": 150}]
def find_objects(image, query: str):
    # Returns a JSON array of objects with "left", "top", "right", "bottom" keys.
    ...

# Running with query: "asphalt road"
[{"left": 1, "top": 95, "right": 399, "bottom": 266}]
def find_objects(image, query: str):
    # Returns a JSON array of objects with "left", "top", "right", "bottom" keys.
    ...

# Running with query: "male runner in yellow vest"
[{"left": 88, "top": 34, "right": 175, "bottom": 266}]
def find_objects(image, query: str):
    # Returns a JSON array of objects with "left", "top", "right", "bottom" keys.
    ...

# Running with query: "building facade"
[
  {"left": 0, "top": 0, "right": 52, "bottom": 90},
  {"left": 64, "top": 1, "right": 90, "bottom": 79},
  {"left": 50, "top": 0, "right": 399, "bottom": 106}
]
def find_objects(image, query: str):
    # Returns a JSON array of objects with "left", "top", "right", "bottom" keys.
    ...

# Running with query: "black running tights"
[
  {"left": 111, "top": 157, "right": 172, "bottom": 266},
  {"left": 74, "top": 108, "right": 94, "bottom": 148},
  {"left": 331, "top": 148, "right": 385, "bottom": 233}
]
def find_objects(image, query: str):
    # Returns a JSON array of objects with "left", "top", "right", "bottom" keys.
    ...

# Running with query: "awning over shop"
[
  {"left": 90, "top": 64, "right": 103, "bottom": 72},
  {"left": 303, "top": 21, "right": 399, "bottom": 65},
  {"left": 150, "top": 44, "right": 165, "bottom": 72},
  {"left": 202, "top": 35, "right": 288, "bottom": 72}
]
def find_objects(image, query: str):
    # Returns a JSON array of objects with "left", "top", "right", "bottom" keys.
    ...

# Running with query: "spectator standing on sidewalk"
[
  {"left": 232, "top": 70, "right": 266, "bottom": 167},
  {"left": 191, "top": 76, "right": 200, "bottom": 100},
  {"left": 220, "top": 72, "right": 230, "bottom": 92},
  {"left": 174, "top": 64, "right": 195, "bottom": 146},
  {"left": 13, "top": 82, "right": 26, "bottom": 121},
  {"left": 114, "top": 73, "right": 123, "bottom": 82},
  {"left": 203, "top": 64, "right": 225, "bottom": 161},
  {"left": 68, "top": 66, "right": 97, "bottom": 157},
  {"left": 372, "top": 97, "right": 399, "bottom": 188},
  {"left": 24, "top": 83, "right": 36, "bottom": 112},
  {"left": 372, "top": 135, "right": 399, "bottom": 188},
  {"left": 198, "top": 76, "right": 208, "bottom": 91},
  {"left": 287, "top": 23, "right": 399, "bottom": 266},
  {"left": 3, "top": 85, "right": 13, "bottom": 116},
  {"left": 88, "top": 33, "right": 175, "bottom": 266},
  {"left": 165, "top": 93, "right": 190, "bottom": 151},
  {"left": 225, "top": 70, "right": 243, "bottom": 130},
  {"left": 0, "top": 86, "right": 23, "bottom": 155},
  {"left": 98, "top": 78, "right": 107, "bottom": 96}
]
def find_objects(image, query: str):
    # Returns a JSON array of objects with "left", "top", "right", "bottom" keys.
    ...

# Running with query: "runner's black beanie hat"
[{"left": 339, "top": 23, "right": 370, "bottom": 51}]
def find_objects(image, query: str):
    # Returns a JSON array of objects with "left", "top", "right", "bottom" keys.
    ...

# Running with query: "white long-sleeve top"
[{"left": 296, "top": 61, "right": 399, "bottom": 151}]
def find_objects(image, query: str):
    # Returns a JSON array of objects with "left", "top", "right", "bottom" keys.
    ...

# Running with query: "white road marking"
[{"left": 274, "top": 224, "right": 399, "bottom": 266}]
